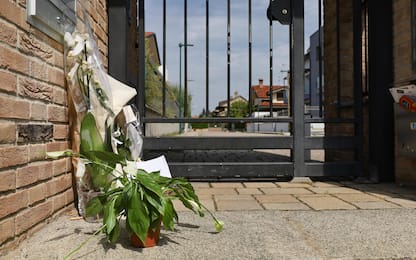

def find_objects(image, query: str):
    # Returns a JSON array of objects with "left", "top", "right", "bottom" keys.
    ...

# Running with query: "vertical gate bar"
[
  {"left": 292, "top": 0, "right": 305, "bottom": 177},
  {"left": 137, "top": 0, "right": 146, "bottom": 132},
  {"left": 184, "top": 0, "right": 189, "bottom": 117},
  {"left": 227, "top": 0, "right": 231, "bottom": 117},
  {"left": 336, "top": 0, "right": 341, "bottom": 117},
  {"left": 318, "top": 0, "right": 323, "bottom": 117},
  {"left": 353, "top": 0, "right": 363, "bottom": 172},
  {"left": 248, "top": 0, "right": 252, "bottom": 116},
  {"left": 162, "top": 0, "right": 166, "bottom": 117},
  {"left": 206, "top": 0, "right": 209, "bottom": 117},
  {"left": 269, "top": 19, "right": 273, "bottom": 117}
]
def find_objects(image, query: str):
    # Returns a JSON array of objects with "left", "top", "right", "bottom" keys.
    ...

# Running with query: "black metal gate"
[{"left": 132, "top": 0, "right": 363, "bottom": 180}]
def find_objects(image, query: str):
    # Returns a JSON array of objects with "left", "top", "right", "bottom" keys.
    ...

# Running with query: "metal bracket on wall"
[{"left": 267, "top": 0, "right": 292, "bottom": 25}]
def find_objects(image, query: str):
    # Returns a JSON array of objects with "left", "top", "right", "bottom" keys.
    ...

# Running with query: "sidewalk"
[{"left": 3, "top": 181, "right": 416, "bottom": 259}]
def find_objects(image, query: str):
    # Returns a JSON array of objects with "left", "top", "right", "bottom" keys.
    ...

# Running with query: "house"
[
  {"left": 212, "top": 92, "right": 248, "bottom": 117},
  {"left": 305, "top": 28, "right": 324, "bottom": 117},
  {"left": 250, "top": 79, "right": 289, "bottom": 116}
]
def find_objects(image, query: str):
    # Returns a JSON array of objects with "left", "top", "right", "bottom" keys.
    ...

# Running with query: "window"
[{"left": 27, "top": 0, "right": 76, "bottom": 43}]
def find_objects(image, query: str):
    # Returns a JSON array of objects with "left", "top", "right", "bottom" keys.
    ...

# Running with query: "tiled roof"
[{"left": 252, "top": 84, "right": 286, "bottom": 99}]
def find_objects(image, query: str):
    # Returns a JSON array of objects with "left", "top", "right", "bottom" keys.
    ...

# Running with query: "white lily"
[
  {"left": 69, "top": 38, "right": 85, "bottom": 57},
  {"left": 64, "top": 32, "right": 75, "bottom": 48},
  {"left": 67, "top": 62, "right": 79, "bottom": 83}
]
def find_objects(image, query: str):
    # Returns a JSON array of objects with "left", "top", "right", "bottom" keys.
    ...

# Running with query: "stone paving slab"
[
  {"left": 262, "top": 202, "right": 310, "bottom": 210},
  {"left": 254, "top": 194, "right": 299, "bottom": 203},
  {"left": 296, "top": 195, "right": 357, "bottom": 210},
  {"left": 190, "top": 181, "right": 416, "bottom": 212},
  {"left": 352, "top": 201, "right": 401, "bottom": 210},
  {"left": 216, "top": 199, "right": 263, "bottom": 211},
  {"left": 261, "top": 187, "right": 314, "bottom": 195}
]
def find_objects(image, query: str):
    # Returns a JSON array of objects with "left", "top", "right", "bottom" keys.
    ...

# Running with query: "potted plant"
[{"left": 47, "top": 150, "right": 223, "bottom": 259}]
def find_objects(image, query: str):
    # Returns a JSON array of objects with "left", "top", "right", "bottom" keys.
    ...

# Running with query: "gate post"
[
  {"left": 292, "top": 0, "right": 305, "bottom": 177},
  {"left": 137, "top": 0, "right": 146, "bottom": 133}
]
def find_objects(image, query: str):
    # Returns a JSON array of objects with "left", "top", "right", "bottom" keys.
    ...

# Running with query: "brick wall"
[
  {"left": 0, "top": 0, "right": 108, "bottom": 252},
  {"left": 393, "top": 0, "right": 416, "bottom": 185},
  {"left": 323, "top": 0, "right": 359, "bottom": 162}
]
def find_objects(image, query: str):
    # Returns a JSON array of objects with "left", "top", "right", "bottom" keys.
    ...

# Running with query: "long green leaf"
[
  {"left": 80, "top": 112, "right": 105, "bottom": 154},
  {"left": 108, "top": 221, "right": 120, "bottom": 243},
  {"left": 127, "top": 186, "right": 150, "bottom": 245},
  {"left": 104, "top": 197, "right": 117, "bottom": 235},
  {"left": 162, "top": 199, "right": 175, "bottom": 231}
]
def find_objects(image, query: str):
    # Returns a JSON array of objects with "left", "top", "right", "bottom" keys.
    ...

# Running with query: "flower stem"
[{"left": 63, "top": 224, "right": 106, "bottom": 260}]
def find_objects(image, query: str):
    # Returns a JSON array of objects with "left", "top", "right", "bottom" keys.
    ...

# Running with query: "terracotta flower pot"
[{"left": 130, "top": 222, "right": 162, "bottom": 248}]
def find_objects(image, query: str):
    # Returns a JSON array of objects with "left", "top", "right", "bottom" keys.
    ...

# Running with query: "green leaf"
[
  {"left": 162, "top": 199, "right": 175, "bottom": 230},
  {"left": 104, "top": 197, "right": 117, "bottom": 235},
  {"left": 127, "top": 186, "right": 150, "bottom": 245},
  {"left": 84, "top": 150, "right": 126, "bottom": 166},
  {"left": 108, "top": 221, "right": 120, "bottom": 243},
  {"left": 85, "top": 196, "right": 103, "bottom": 217},
  {"left": 135, "top": 172, "right": 163, "bottom": 198},
  {"left": 80, "top": 112, "right": 105, "bottom": 155},
  {"left": 143, "top": 189, "right": 164, "bottom": 214}
]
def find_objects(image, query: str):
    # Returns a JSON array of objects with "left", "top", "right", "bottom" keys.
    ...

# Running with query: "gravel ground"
[{"left": 3, "top": 208, "right": 416, "bottom": 260}]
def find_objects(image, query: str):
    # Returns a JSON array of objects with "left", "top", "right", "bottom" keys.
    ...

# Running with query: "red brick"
[
  {"left": 0, "top": 191, "right": 28, "bottom": 219},
  {"left": 52, "top": 158, "right": 68, "bottom": 176},
  {"left": 53, "top": 51, "right": 64, "bottom": 69},
  {"left": 48, "top": 67, "right": 64, "bottom": 87},
  {"left": 0, "top": 70, "right": 17, "bottom": 93},
  {"left": 16, "top": 163, "right": 41, "bottom": 188},
  {"left": 0, "top": 46, "right": 29, "bottom": 75},
  {"left": 0, "top": 19, "right": 17, "bottom": 47},
  {"left": 53, "top": 124, "right": 69, "bottom": 140},
  {"left": 38, "top": 161, "right": 53, "bottom": 180},
  {"left": 0, "top": 218, "right": 15, "bottom": 245},
  {"left": 0, "top": 169, "right": 16, "bottom": 192},
  {"left": 52, "top": 192, "right": 67, "bottom": 211},
  {"left": 0, "top": 0, "right": 29, "bottom": 31},
  {"left": 30, "top": 102, "right": 47, "bottom": 121},
  {"left": 0, "top": 122, "right": 16, "bottom": 144},
  {"left": 64, "top": 188, "right": 75, "bottom": 204},
  {"left": 29, "top": 60, "right": 48, "bottom": 81},
  {"left": 46, "top": 174, "right": 72, "bottom": 196},
  {"left": 46, "top": 141, "right": 70, "bottom": 152},
  {"left": 28, "top": 144, "right": 46, "bottom": 162},
  {"left": 28, "top": 183, "right": 47, "bottom": 205},
  {"left": 47, "top": 105, "right": 68, "bottom": 123},
  {"left": 52, "top": 87, "right": 67, "bottom": 105},
  {"left": 18, "top": 77, "right": 53, "bottom": 102},
  {"left": 18, "top": 32, "right": 53, "bottom": 62},
  {"left": 0, "top": 96, "right": 30, "bottom": 120},
  {"left": 0, "top": 145, "right": 28, "bottom": 168},
  {"left": 15, "top": 200, "right": 52, "bottom": 235}
]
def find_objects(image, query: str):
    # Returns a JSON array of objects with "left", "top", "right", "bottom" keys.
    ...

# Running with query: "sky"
[{"left": 144, "top": 0, "right": 321, "bottom": 116}]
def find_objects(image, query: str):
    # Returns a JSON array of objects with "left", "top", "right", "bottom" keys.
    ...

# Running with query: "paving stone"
[
  {"left": 308, "top": 187, "right": 363, "bottom": 194},
  {"left": 195, "top": 188, "right": 237, "bottom": 196},
  {"left": 210, "top": 182, "right": 244, "bottom": 188},
  {"left": 261, "top": 187, "right": 313, "bottom": 195},
  {"left": 297, "top": 195, "right": 357, "bottom": 210},
  {"left": 243, "top": 182, "right": 277, "bottom": 188},
  {"left": 352, "top": 201, "right": 401, "bottom": 210},
  {"left": 333, "top": 193, "right": 383, "bottom": 202},
  {"left": 312, "top": 181, "right": 343, "bottom": 187},
  {"left": 214, "top": 194, "right": 254, "bottom": 201},
  {"left": 254, "top": 194, "right": 299, "bottom": 203},
  {"left": 382, "top": 197, "right": 416, "bottom": 208},
  {"left": 262, "top": 202, "right": 310, "bottom": 211},
  {"left": 275, "top": 182, "right": 312, "bottom": 188},
  {"left": 191, "top": 182, "right": 211, "bottom": 188},
  {"left": 236, "top": 188, "right": 263, "bottom": 195},
  {"left": 216, "top": 199, "right": 263, "bottom": 211}
]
